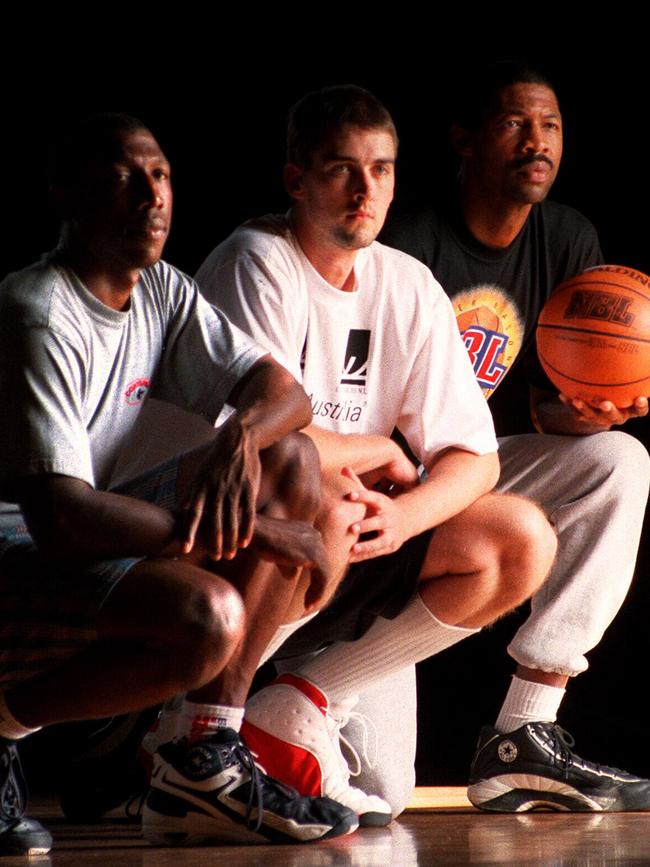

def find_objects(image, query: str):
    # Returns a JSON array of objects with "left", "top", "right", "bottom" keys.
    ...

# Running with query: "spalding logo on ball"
[{"left": 535, "top": 265, "right": 650, "bottom": 407}]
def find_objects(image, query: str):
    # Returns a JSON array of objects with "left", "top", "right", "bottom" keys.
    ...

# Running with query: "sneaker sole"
[
  {"left": 468, "top": 775, "right": 613, "bottom": 812},
  {"left": 0, "top": 822, "right": 52, "bottom": 856},
  {"left": 359, "top": 810, "right": 392, "bottom": 827},
  {"left": 143, "top": 789, "right": 359, "bottom": 845}
]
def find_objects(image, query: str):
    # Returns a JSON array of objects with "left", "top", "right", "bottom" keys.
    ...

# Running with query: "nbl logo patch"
[
  {"left": 452, "top": 286, "right": 524, "bottom": 399},
  {"left": 462, "top": 327, "right": 508, "bottom": 389},
  {"left": 341, "top": 329, "right": 370, "bottom": 386}
]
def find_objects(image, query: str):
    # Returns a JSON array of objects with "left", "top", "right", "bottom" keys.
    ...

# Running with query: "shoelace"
[
  {"left": 546, "top": 725, "right": 576, "bottom": 773},
  {"left": 326, "top": 707, "right": 379, "bottom": 781},
  {"left": 1, "top": 744, "right": 25, "bottom": 822},
  {"left": 544, "top": 725, "right": 624, "bottom": 777},
  {"left": 231, "top": 739, "right": 264, "bottom": 833},
  {"left": 124, "top": 789, "right": 147, "bottom": 819}
]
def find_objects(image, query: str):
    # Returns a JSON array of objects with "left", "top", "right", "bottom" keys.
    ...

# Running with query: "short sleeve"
[
  {"left": 0, "top": 323, "right": 94, "bottom": 493},
  {"left": 151, "top": 269, "right": 267, "bottom": 420},
  {"left": 195, "top": 226, "right": 307, "bottom": 381}
]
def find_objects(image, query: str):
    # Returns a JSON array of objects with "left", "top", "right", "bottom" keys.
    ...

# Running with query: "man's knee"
[
  {"left": 103, "top": 560, "right": 246, "bottom": 692},
  {"left": 591, "top": 430, "right": 650, "bottom": 494},
  {"left": 493, "top": 495, "right": 557, "bottom": 606},
  {"left": 263, "top": 432, "right": 322, "bottom": 517},
  {"left": 317, "top": 472, "right": 366, "bottom": 543},
  {"left": 174, "top": 577, "right": 245, "bottom": 688}
]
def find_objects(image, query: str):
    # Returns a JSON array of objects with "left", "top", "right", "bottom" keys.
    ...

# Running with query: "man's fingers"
[
  {"left": 208, "top": 493, "right": 224, "bottom": 561},
  {"left": 562, "top": 392, "right": 650, "bottom": 426},
  {"left": 181, "top": 491, "right": 206, "bottom": 554},
  {"left": 222, "top": 491, "right": 239, "bottom": 560},
  {"left": 341, "top": 465, "right": 361, "bottom": 483},
  {"left": 349, "top": 533, "right": 393, "bottom": 561},
  {"left": 239, "top": 481, "right": 256, "bottom": 549},
  {"left": 346, "top": 486, "right": 385, "bottom": 508},
  {"left": 351, "top": 514, "right": 388, "bottom": 535}
]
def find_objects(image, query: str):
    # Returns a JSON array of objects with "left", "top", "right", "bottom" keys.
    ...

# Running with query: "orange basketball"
[{"left": 536, "top": 265, "right": 650, "bottom": 407}]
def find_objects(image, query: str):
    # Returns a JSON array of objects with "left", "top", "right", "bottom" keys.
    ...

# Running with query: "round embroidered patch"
[{"left": 498, "top": 740, "right": 518, "bottom": 763}]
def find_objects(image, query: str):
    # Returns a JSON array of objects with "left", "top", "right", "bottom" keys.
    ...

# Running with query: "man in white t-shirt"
[{"left": 195, "top": 85, "right": 558, "bottom": 824}]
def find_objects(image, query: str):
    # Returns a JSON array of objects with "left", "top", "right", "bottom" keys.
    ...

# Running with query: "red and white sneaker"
[{"left": 242, "top": 674, "right": 392, "bottom": 827}]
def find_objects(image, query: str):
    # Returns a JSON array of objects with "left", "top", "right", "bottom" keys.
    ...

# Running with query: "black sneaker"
[
  {"left": 468, "top": 722, "right": 650, "bottom": 812},
  {"left": 142, "top": 728, "right": 359, "bottom": 845},
  {"left": 0, "top": 738, "right": 52, "bottom": 856},
  {"left": 60, "top": 708, "right": 159, "bottom": 821}
]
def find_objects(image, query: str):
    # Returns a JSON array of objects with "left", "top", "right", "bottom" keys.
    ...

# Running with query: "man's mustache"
[{"left": 513, "top": 153, "right": 554, "bottom": 170}]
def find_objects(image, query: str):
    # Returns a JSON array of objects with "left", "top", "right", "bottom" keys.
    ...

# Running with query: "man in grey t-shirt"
[{"left": 0, "top": 113, "right": 357, "bottom": 854}]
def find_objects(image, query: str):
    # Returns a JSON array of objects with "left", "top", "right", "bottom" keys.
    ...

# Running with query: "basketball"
[{"left": 535, "top": 265, "right": 650, "bottom": 407}]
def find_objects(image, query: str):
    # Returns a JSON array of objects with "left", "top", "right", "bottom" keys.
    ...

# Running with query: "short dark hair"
[
  {"left": 454, "top": 61, "right": 556, "bottom": 131},
  {"left": 49, "top": 112, "right": 151, "bottom": 190},
  {"left": 287, "top": 85, "right": 398, "bottom": 167}
]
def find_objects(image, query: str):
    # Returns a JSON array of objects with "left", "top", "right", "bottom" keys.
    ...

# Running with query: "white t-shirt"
[
  {"left": 0, "top": 254, "right": 265, "bottom": 503},
  {"left": 196, "top": 215, "right": 497, "bottom": 468}
]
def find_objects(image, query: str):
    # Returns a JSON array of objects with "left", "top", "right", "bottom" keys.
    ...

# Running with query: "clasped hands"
[{"left": 343, "top": 448, "right": 420, "bottom": 563}]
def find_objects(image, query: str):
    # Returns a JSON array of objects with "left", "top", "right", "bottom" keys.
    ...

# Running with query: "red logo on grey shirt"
[{"left": 124, "top": 378, "right": 150, "bottom": 406}]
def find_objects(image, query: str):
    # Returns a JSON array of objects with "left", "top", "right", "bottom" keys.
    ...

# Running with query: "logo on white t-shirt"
[{"left": 341, "top": 329, "right": 370, "bottom": 386}]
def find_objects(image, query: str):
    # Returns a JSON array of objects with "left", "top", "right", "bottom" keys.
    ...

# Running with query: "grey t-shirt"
[{"left": 0, "top": 254, "right": 265, "bottom": 509}]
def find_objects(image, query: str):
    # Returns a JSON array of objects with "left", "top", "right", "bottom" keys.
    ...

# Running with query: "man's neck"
[
  {"left": 460, "top": 186, "right": 533, "bottom": 250},
  {"left": 290, "top": 211, "right": 358, "bottom": 293},
  {"left": 73, "top": 263, "right": 139, "bottom": 311},
  {"left": 59, "top": 233, "right": 140, "bottom": 311}
]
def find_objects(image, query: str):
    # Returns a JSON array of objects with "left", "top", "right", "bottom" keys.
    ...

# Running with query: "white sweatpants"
[{"left": 344, "top": 430, "right": 650, "bottom": 815}]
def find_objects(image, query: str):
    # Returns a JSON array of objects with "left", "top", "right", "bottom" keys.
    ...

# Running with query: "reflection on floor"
[{"left": 23, "top": 790, "right": 650, "bottom": 866}]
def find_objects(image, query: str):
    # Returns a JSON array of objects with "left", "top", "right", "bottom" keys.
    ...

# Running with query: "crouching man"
[
  {"left": 0, "top": 113, "right": 358, "bottom": 854},
  {"left": 194, "top": 85, "right": 559, "bottom": 823}
]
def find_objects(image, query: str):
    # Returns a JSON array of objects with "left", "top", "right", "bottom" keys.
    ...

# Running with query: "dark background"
[{"left": 4, "top": 23, "right": 650, "bottom": 787}]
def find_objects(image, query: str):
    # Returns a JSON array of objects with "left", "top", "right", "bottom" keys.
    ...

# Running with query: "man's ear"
[
  {"left": 450, "top": 123, "right": 473, "bottom": 158},
  {"left": 284, "top": 163, "right": 305, "bottom": 200}
]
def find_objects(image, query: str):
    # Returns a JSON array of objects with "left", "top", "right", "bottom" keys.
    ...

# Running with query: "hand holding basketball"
[{"left": 559, "top": 393, "right": 649, "bottom": 428}]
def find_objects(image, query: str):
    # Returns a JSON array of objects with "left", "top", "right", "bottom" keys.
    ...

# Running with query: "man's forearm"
[
  {"left": 228, "top": 357, "right": 311, "bottom": 449},
  {"left": 396, "top": 449, "right": 500, "bottom": 539},
  {"left": 304, "top": 425, "right": 404, "bottom": 474},
  {"left": 17, "top": 476, "right": 181, "bottom": 562}
]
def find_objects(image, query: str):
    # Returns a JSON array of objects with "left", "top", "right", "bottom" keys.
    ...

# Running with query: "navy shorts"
[
  {"left": 0, "top": 458, "right": 179, "bottom": 690},
  {"left": 272, "top": 528, "right": 433, "bottom": 660}
]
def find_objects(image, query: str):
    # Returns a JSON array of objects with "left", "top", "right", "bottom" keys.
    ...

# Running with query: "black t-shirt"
[{"left": 382, "top": 200, "right": 603, "bottom": 432}]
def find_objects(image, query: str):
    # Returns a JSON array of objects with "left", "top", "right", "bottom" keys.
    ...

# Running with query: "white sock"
[
  {"left": 259, "top": 611, "right": 319, "bottom": 668},
  {"left": 295, "top": 592, "right": 479, "bottom": 706},
  {"left": 495, "top": 675, "right": 566, "bottom": 733},
  {"left": 0, "top": 692, "right": 41, "bottom": 741},
  {"left": 176, "top": 699, "right": 244, "bottom": 742}
]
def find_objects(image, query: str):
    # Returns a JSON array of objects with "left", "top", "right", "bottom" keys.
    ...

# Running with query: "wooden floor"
[{"left": 19, "top": 790, "right": 650, "bottom": 866}]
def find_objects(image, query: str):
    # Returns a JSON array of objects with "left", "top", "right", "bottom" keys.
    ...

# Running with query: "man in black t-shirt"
[{"left": 382, "top": 62, "right": 650, "bottom": 813}]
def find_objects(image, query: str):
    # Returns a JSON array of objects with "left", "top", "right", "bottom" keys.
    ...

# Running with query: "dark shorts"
[
  {"left": 272, "top": 528, "right": 433, "bottom": 660},
  {"left": 0, "top": 458, "right": 179, "bottom": 690}
]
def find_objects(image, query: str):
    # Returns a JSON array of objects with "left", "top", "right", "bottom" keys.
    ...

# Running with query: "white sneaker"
[{"left": 242, "top": 674, "right": 392, "bottom": 826}]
